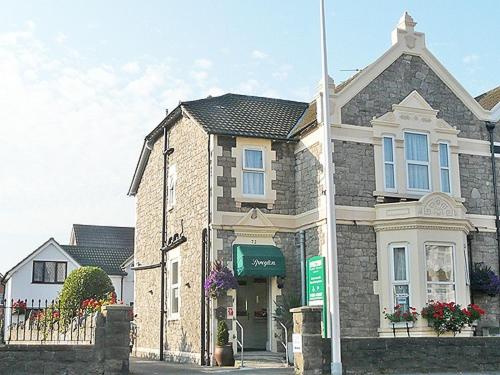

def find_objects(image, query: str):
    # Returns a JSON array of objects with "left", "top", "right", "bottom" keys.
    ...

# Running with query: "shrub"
[
  {"left": 58, "top": 267, "right": 114, "bottom": 321},
  {"left": 216, "top": 320, "right": 229, "bottom": 346}
]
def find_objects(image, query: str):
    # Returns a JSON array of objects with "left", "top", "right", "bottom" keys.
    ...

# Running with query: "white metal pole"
[{"left": 319, "top": 1, "right": 342, "bottom": 374}]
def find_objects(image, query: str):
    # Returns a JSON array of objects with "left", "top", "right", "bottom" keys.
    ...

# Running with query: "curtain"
[
  {"left": 383, "top": 137, "right": 394, "bottom": 162},
  {"left": 441, "top": 169, "right": 451, "bottom": 193},
  {"left": 244, "top": 149, "right": 263, "bottom": 169},
  {"left": 393, "top": 247, "right": 406, "bottom": 281},
  {"left": 439, "top": 143, "right": 449, "bottom": 167},
  {"left": 405, "top": 133, "right": 428, "bottom": 161},
  {"left": 426, "top": 245, "right": 454, "bottom": 282},
  {"left": 408, "top": 164, "right": 429, "bottom": 189},
  {"left": 385, "top": 164, "right": 395, "bottom": 189},
  {"left": 243, "top": 171, "right": 264, "bottom": 195}
]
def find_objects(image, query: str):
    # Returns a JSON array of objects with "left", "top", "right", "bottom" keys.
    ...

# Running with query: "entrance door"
[{"left": 236, "top": 277, "right": 268, "bottom": 350}]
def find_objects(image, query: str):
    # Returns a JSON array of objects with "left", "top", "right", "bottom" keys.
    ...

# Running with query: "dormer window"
[
  {"left": 243, "top": 148, "right": 265, "bottom": 196},
  {"left": 405, "top": 132, "right": 430, "bottom": 191}
]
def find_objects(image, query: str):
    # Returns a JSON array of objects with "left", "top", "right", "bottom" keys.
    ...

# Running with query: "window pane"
[
  {"left": 426, "top": 245, "right": 454, "bottom": 282},
  {"left": 439, "top": 143, "right": 449, "bottom": 167},
  {"left": 394, "top": 285, "right": 409, "bottom": 312},
  {"left": 441, "top": 169, "right": 451, "bottom": 193},
  {"left": 393, "top": 247, "right": 407, "bottom": 281},
  {"left": 172, "top": 261, "right": 179, "bottom": 285},
  {"left": 408, "top": 164, "right": 429, "bottom": 189},
  {"left": 56, "top": 263, "right": 66, "bottom": 283},
  {"left": 172, "top": 287, "right": 179, "bottom": 314},
  {"left": 427, "top": 284, "right": 455, "bottom": 302},
  {"left": 33, "top": 262, "right": 44, "bottom": 282},
  {"left": 385, "top": 164, "right": 395, "bottom": 189},
  {"left": 243, "top": 171, "right": 264, "bottom": 195},
  {"left": 44, "top": 262, "right": 56, "bottom": 283},
  {"left": 383, "top": 137, "right": 393, "bottom": 162},
  {"left": 244, "top": 149, "right": 263, "bottom": 169},
  {"left": 405, "top": 133, "right": 428, "bottom": 161}
]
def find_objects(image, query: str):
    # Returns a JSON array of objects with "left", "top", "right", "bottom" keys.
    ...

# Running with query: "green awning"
[{"left": 233, "top": 244, "right": 286, "bottom": 278}]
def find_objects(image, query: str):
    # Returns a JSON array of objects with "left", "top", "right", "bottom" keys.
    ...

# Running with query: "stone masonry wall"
[
  {"left": 134, "top": 116, "right": 208, "bottom": 362},
  {"left": 164, "top": 116, "right": 208, "bottom": 361},
  {"left": 295, "top": 141, "right": 322, "bottom": 215},
  {"left": 333, "top": 140, "right": 376, "bottom": 208},
  {"left": 341, "top": 54, "right": 489, "bottom": 141},
  {"left": 0, "top": 305, "right": 132, "bottom": 375},
  {"left": 459, "top": 154, "right": 495, "bottom": 215},
  {"left": 134, "top": 132, "right": 164, "bottom": 356},
  {"left": 216, "top": 136, "right": 296, "bottom": 214},
  {"left": 337, "top": 224, "right": 379, "bottom": 337}
]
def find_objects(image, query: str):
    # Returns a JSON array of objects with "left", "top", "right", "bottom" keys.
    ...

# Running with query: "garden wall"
[
  {"left": 292, "top": 306, "right": 500, "bottom": 375},
  {"left": 0, "top": 305, "right": 131, "bottom": 375}
]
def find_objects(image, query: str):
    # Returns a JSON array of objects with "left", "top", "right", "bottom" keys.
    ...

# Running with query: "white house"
[{"left": 2, "top": 225, "right": 135, "bottom": 338}]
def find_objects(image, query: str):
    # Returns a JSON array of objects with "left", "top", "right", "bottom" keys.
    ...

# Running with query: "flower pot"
[
  {"left": 214, "top": 344, "right": 235, "bottom": 367},
  {"left": 391, "top": 321, "right": 414, "bottom": 329}
]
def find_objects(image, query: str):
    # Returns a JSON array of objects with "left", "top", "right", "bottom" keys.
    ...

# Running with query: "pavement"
[{"left": 130, "top": 358, "right": 293, "bottom": 375}]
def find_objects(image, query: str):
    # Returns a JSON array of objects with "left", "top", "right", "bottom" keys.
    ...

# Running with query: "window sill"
[
  {"left": 31, "top": 281, "right": 65, "bottom": 285},
  {"left": 235, "top": 196, "right": 274, "bottom": 209},
  {"left": 167, "top": 315, "right": 180, "bottom": 322},
  {"left": 373, "top": 190, "right": 464, "bottom": 203}
]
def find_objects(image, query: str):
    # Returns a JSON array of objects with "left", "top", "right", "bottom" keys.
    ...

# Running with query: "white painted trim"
[{"left": 3, "top": 238, "right": 81, "bottom": 281}]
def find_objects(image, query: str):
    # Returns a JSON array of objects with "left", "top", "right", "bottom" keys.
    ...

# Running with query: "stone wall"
[
  {"left": 216, "top": 136, "right": 296, "bottom": 214},
  {"left": 341, "top": 54, "right": 489, "bottom": 141},
  {"left": 333, "top": 141, "right": 376, "bottom": 208},
  {"left": 459, "top": 154, "right": 495, "bottom": 215},
  {"left": 0, "top": 305, "right": 132, "bottom": 375},
  {"left": 134, "top": 116, "right": 208, "bottom": 362},
  {"left": 340, "top": 337, "right": 500, "bottom": 374},
  {"left": 295, "top": 141, "right": 322, "bottom": 215},
  {"left": 337, "top": 224, "right": 379, "bottom": 337}
]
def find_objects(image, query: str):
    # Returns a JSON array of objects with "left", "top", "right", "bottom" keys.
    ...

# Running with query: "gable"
[
  {"left": 340, "top": 54, "right": 489, "bottom": 141},
  {"left": 3, "top": 238, "right": 80, "bottom": 281}
]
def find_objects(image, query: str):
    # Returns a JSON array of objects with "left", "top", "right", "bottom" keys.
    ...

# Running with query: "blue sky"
[{"left": 0, "top": 1, "right": 498, "bottom": 274}]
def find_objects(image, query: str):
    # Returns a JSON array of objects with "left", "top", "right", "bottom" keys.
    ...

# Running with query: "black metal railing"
[{"left": 0, "top": 299, "right": 96, "bottom": 344}]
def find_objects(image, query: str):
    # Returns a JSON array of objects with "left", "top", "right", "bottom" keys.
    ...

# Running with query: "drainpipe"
[
  {"left": 205, "top": 135, "right": 212, "bottom": 365},
  {"left": 201, "top": 228, "right": 207, "bottom": 365},
  {"left": 120, "top": 276, "right": 124, "bottom": 302},
  {"left": 486, "top": 121, "right": 500, "bottom": 272},
  {"left": 300, "top": 230, "right": 306, "bottom": 305},
  {"left": 160, "top": 126, "right": 169, "bottom": 361},
  {"left": 467, "top": 234, "right": 474, "bottom": 305}
]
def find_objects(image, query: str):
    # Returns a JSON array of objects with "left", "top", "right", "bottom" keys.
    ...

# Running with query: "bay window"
[
  {"left": 391, "top": 245, "right": 409, "bottom": 311},
  {"left": 439, "top": 143, "right": 451, "bottom": 193},
  {"left": 426, "top": 244, "right": 455, "bottom": 302},
  {"left": 383, "top": 136, "right": 396, "bottom": 191},
  {"left": 243, "top": 148, "right": 264, "bottom": 195},
  {"left": 405, "top": 132, "right": 430, "bottom": 191}
]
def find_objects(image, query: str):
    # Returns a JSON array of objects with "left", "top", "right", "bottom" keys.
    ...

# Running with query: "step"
[{"left": 234, "top": 351, "right": 289, "bottom": 368}]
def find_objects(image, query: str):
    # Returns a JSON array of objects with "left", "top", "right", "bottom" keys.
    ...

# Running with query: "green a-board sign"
[{"left": 306, "top": 256, "right": 327, "bottom": 337}]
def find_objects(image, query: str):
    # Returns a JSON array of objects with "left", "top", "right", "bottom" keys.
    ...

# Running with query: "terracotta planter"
[{"left": 214, "top": 344, "right": 235, "bottom": 367}]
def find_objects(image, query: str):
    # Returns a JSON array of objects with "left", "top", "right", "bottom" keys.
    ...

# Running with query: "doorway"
[{"left": 236, "top": 277, "right": 269, "bottom": 350}]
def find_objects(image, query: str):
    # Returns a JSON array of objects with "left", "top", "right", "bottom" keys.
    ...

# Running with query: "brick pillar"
[
  {"left": 291, "top": 306, "right": 324, "bottom": 375},
  {"left": 95, "top": 305, "right": 132, "bottom": 375}
]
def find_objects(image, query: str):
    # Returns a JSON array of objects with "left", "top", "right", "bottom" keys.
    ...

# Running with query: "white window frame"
[
  {"left": 167, "top": 164, "right": 176, "bottom": 211},
  {"left": 494, "top": 142, "right": 500, "bottom": 158},
  {"left": 424, "top": 242, "right": 456, "bottom": 303},
  {"left": 382, "top": 135, "right": 397, "bottom": 192},
  {"left": 404, "top": 131, "right": 431, "bottom": 192},
  {"left": 242, "top": 147, "right": 265, "bottom": 197},
  {"left": 438, "top": 142, "right": 451, "bottom": 194},
  {"left": 389, "top": 243, "right": 410, "bottom": 311},
  {"left": 167, "top": 249, "right": 180, "bottom": 320}
]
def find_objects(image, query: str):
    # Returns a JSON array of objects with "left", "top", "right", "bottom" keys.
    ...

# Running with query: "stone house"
[{"left": 128, "top": 13, "right": 500, "bottom": 364}]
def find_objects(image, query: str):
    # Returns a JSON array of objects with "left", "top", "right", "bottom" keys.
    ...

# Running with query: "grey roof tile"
[
  {"left": 182, "top": 93, "right": 308, "bottom": 139},
  {"left": 72, "top": 224, "right": 134, "bottom": 249},
  {"left": 61, "top": 245, "right": 133, "bottom": 276}
]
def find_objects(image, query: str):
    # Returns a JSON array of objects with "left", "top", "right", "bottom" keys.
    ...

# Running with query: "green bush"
[
  {"left": 216, "top": 320, "right": 229, "bottom": 346},
  {"left": 59, "top": 266, "right": 114, "bottom": 315}
]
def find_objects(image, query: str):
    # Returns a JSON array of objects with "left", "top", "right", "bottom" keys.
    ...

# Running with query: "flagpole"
[{"left": 319, "top": 1, "right": 342, "bottom": 374}]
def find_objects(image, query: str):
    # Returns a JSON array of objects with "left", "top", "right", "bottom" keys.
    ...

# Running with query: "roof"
[
  {"left": 289, "top": 100, "right": 317, "bottom": 137},
  {"left": 475, "top": 86, "right": 500, "bottom": 111},
  {"left": 182, "top": 93, "right": 308, "bottom": 140},
  {"left": 128, "top": 93, "right": 308, "bottom": 196},
  {"left": 61, "top": 245, "right": 133, "bottom": 276},
  {"left": 71, "top": 224, "right": 134, "bottom": 249}
]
